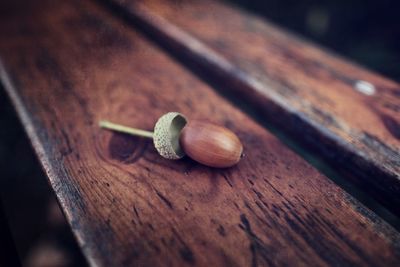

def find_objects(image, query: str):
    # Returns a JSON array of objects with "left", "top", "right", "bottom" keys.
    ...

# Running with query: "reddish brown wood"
[
  {"left": 109, "top": 0, "right": 400, "bottom": 214},
  {"left": 0, "top": 0, "right": 400, "bottom": 266}
]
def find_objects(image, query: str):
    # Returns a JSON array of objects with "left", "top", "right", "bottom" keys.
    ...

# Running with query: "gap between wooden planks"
[
  {"left": 0, "top": 0, "right": 400, "bottom": 266},
  {"left": 107, "top": 0, "right": 400, "bottom": 215}
]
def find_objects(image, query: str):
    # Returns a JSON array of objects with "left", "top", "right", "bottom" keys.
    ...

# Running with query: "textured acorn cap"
[{"left": 153, "top": 112, "right": 187, "bottom": 160}]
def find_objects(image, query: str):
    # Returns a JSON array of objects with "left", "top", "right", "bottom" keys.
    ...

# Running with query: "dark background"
[
  {"left": 1, "top": 0, "right": 399, "bottom": 266},
  {"left": 230, "top": 0, "right": 400, "bottom": 81}
]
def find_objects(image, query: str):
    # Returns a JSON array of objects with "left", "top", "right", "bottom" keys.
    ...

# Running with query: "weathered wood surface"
[
  {"left": 1, "top": 0, "right": 400, "bottom": 266},
  {"left": 109, "top": 0, "right": 400, "bottom": 213}
]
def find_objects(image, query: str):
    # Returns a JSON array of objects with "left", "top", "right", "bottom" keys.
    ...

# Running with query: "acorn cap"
[{"left": 153, "top": 112, "right": 187, "bottom": 160}]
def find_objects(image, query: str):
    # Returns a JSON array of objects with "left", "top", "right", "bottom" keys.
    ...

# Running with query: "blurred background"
[
  {"left": 231, "top": 0, "right": 400, "bottom": 81},
  {"left": 1, "top": 0, "right": 399, "bottom": 266}
]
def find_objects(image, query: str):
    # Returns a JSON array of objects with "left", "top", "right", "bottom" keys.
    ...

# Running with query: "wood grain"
[
  {"left": 0, "top": 0, "right": 400, "bottom": 266},
  {"left": 108, "top": 0, "right": 400, "bottom": 214}
]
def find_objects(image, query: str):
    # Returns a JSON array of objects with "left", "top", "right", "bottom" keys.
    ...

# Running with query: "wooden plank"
[
  {"left": 1, "top": 0, "right": 400, "bottom": 266},
  {"left": 108, "top": 0, "right": 400, "bottom": 214}
]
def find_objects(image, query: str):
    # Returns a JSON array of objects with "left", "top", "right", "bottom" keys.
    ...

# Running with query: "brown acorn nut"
[
  {"left": 99, "top": 112, "right": 243, "bottom": 168},
  {"left": 180, "top": 121, "right": 243, "bottom": 168}
]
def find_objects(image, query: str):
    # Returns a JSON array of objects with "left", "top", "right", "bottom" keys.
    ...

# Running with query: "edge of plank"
[{"left": 0, "top": 60, "right": 95, "bottom": 267}]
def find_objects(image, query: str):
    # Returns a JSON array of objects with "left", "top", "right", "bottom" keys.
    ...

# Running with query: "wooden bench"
[{"left": 0, "top": 0, "right": 399, "bottom": 266}]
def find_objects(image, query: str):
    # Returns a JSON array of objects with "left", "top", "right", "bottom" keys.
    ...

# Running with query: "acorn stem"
[{"left": 99, "top": 120, "right": 154, "bottom": 138}]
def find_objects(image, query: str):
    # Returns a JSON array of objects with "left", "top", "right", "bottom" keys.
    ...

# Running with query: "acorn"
[{"left": 99, "top": 112, "right": 243, "bottom": 168}]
